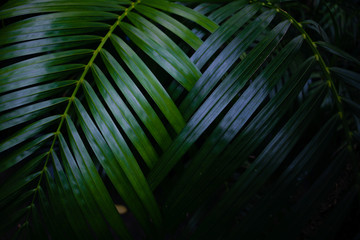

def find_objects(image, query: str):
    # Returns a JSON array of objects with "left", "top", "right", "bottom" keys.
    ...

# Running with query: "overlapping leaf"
[{"left": 0, "top": 0, "right": 358, "bottom": 239}]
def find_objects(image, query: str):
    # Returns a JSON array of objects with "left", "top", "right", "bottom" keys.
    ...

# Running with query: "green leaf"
[
  {"left": 0, "top": 133, "right": 54, "bottom": 172},
  {"left": 317, "top": 41, "right": 360, "bottom": 66},
  {"left": 91, "top": 64, "right": 158, "bottom": 168},
  {"left": 165, "top": 36, "right": 306, "bottom": 226},
  {"left": 120, "top": 20, "right": 201, "bottom": 90},
  {"left": 99, "top": 49, "right": 172, "bottom": 150},
  {"left": 134, "top": 5, "right": 203, "bottom": 50},
  {"left": 181, "top": 9, "right": 276, "bottom": 118},
  {"left": 0, "top": 35, "right": 101, "bottom": 61},
  {"left": 142, "top": 0, "right": 219, "bottom": 32},
  {"left": 0, "top": 1, "right": 358, "bottom": 239},
  {"left": 73, "top": 98, "right": 159, "bottom": 237},
  {"left": 331, "top": 67, "right": 360, "bottom": 90},
  {"left": 0, "top": 81, "right": 76, "bottom": 112},
  {"left": 110, "top": 34, "right": 186, "bottom": 134},
  {"left": 0, "top": 98, "right": 68, "bottom": 131},
  {"left": 192, "top": 84, "right": 328, "bottom": 239},
  {"left": 65, "top": 116, "right": 131, "bottom": 238},
  {"left": 50, "top": 151, "right": 95, "bottom": 240},
  {"left": 0, "top": 115, "right": 60, "bottom": 152},
  {"left": 58, "top": 133, "right": 121, "bottom": 239},
  {"left": 148, "top": 20, "right": 290, "bottom": 189}
]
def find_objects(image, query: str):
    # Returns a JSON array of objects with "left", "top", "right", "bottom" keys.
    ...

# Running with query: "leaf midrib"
[
  {"left": 262, "top": 3, "right": 354, "bottom": 157},
  {"left": 23, "top": 0, "right": 142, "bottom": 224}
]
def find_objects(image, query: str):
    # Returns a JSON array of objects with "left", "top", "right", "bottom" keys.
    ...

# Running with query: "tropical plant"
[{"left": 0, "top": 0, "right": 359, "bottom": 239}]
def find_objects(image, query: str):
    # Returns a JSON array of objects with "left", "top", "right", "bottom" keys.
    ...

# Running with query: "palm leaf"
[{"left": 0, "top": 0, "right": 359, "bottom": 239}]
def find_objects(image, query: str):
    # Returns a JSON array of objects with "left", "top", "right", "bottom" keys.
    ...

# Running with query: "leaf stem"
[
  {"left": 258, "top": 1, "right": 360, "bottom": 198},
  {"left": 255, "top": 0, "right": 353, "bottom": 151},
  {"left": 24, "top": 0, "right": 141, "bottom": 224}
]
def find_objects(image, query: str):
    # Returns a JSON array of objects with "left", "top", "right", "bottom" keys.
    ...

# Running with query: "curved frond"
[{"left": 0, "top": 0, "right": 359, "bottom": 239}]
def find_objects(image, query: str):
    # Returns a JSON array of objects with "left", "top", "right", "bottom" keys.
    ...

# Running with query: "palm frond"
[{"left": 0, "top": 0, "right": 359, "bottom": 239}]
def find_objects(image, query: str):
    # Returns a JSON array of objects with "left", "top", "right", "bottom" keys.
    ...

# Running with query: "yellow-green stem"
[
  {"left": 258, "top": 0, "right": 359, "bottom": 203},
  {"left": 24, "top": 0, "right": 141, "bottom": 224},
  {"left": 254, "top": 1, "right": 353, "bottom": 150}
]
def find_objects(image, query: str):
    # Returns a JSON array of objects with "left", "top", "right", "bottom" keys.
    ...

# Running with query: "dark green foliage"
[{"left": 0, "top": 0, "right": 359, "bottom": 239}]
